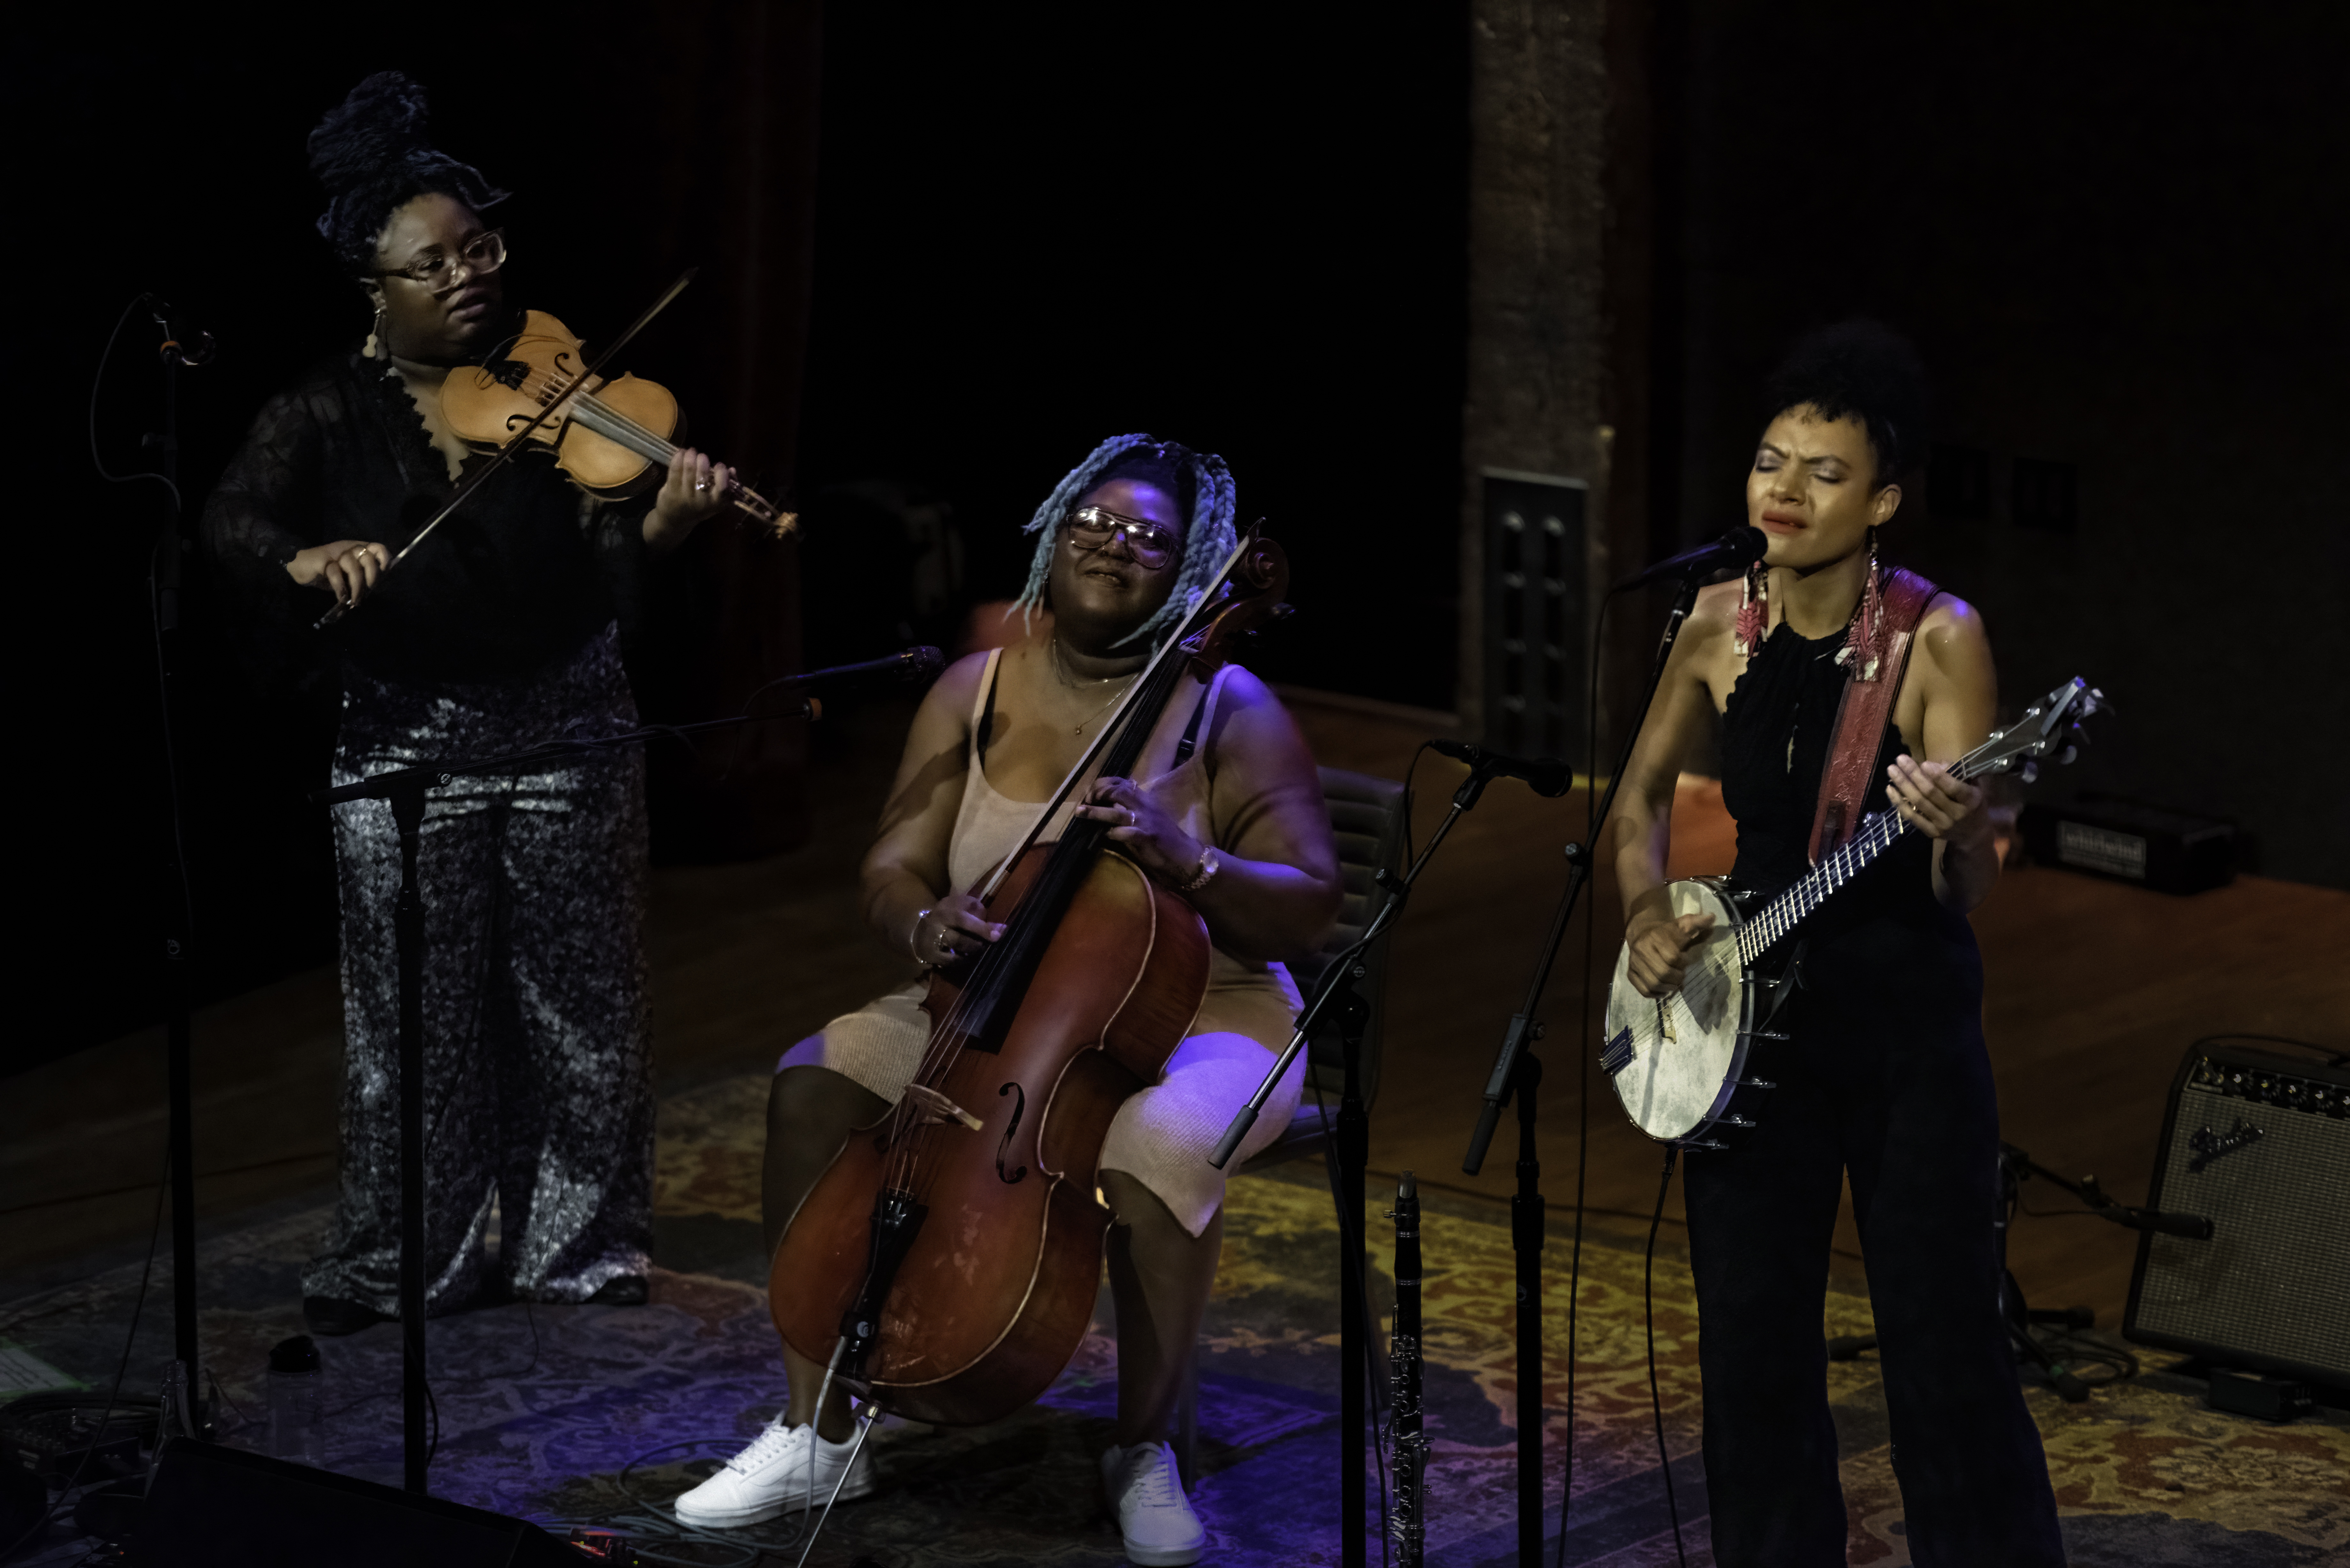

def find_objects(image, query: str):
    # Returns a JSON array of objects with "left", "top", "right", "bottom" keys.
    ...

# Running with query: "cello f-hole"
[{"left": 995, "top": 1082, "right": 1028, "bottom": 1185}]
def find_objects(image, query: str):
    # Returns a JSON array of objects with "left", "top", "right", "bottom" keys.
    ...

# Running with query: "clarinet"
[{"left": 1387, "top": 1170, "right": 1426, "bottom": 1565}]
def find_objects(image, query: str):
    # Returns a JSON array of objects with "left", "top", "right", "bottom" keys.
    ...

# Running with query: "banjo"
[{"left": 1601, "top": 676, "right": 2102, "bottom": 1146}]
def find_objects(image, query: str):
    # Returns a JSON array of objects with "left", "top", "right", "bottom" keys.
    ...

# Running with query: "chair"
[{"left": 1171, "top": 765, "right": 1409, "bottom": 1484}]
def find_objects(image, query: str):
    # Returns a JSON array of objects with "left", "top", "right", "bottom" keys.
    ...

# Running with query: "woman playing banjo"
[{"left": 1606, "top": 323, "right": 2063, "bottom": 1565}]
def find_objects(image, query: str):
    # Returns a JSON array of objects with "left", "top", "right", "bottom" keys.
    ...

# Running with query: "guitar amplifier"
[{"left": 2123, "top": 1040, "right": 2350, "bottom": 1390}]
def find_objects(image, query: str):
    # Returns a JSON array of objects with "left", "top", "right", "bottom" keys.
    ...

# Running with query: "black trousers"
[{"left": 1682, "top": 973, "right": 2064, "bottom": 1567}]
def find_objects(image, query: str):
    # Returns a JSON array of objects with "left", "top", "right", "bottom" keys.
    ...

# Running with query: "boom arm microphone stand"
[
  {"left": 1210, "top": 757, "right": 1508, "bottom": 1568},
  {"left": 1457, "top": 553, "right": 1729, "bottom": 1565},
  {"left": 309, "top": 648, "right": 937, "bottom": 1494}
]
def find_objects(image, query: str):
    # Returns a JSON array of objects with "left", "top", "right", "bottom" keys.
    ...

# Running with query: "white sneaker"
[
  {"left": 1100, "top": 1441, "right": 1206, "bottom": 1566},
  {"left": 671, "top": 1413, "right": 876, "bottom": 1527}
]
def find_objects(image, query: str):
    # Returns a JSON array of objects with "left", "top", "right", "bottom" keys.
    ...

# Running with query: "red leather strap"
[{"left": 1808, "top": 568, "right": 1940, "bottom": 863}]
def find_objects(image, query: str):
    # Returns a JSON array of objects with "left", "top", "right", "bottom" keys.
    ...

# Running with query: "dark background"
[
  {"left": 10, "top": 2, "right": 2345, "bottom": 1075},
  {"left": 1650, "top": 0, "right": 2349, "bottom": 886},
  {"left": 9, "top": 5, "right": 1469, "bottom": 1072}
]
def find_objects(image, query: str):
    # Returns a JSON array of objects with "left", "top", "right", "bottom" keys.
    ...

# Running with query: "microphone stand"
[
  {"left": 1457, "top": 563, "right": 1711, "bottom": 1565},
  {"left": 149, "top": 309, "right": 213, "bottom": 1444},
  {"left": 1210, "top": 757, "right": 1508, "bottom": 1567},
  {"left": 308, "top": 651, "right": 929, "bottom": 1494}
]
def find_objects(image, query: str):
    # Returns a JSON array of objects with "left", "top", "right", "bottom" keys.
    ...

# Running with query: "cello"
[{"left": 768, "top": 528, "right": 1290, "bottom": 1427}]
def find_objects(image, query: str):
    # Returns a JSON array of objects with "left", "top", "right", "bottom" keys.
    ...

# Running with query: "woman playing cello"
[{"left": 674, "top": 436, "right": 1342, "bottom": 1565}]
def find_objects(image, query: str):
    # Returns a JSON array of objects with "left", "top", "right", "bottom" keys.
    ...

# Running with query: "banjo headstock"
[{"left": 1962, "top": 676, "right": 2104, "bottom": 784}]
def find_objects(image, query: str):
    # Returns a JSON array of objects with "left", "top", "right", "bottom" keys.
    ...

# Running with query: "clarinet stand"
[
  {"left": 1458, "top": 565, "right": 1709, "bottom": 1564},
  {"left": 1211, "top": 758, "right": 1507, "bottom": 1568},
  {"left": 309, "top": 651, "right": 934, "bottom": 1493}
]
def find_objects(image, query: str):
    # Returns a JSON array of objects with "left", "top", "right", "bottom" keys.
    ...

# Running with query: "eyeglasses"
[
  {"left": 374, "top": 230, "right": 507, "bottom": 288},
  {"left": 1065, "top": 506, "right": 1181, "bottom": 569}
]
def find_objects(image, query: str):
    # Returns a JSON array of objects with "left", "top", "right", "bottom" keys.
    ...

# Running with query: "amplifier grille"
[{"left": 2128, "top": 1052, "right": 2350, "bottom": 1383}]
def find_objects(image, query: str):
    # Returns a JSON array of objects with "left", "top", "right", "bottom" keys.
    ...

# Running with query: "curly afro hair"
[
  {"left": 1762, "top": 319, "right": 1931, "bottom": 485},
  {"left": 309, "top": 72, "right": 508, "bottom": 275}
]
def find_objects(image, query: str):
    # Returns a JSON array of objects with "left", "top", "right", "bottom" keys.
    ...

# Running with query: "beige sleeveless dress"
[{"left": 777, "top": 649, "right": 1308, "bottom": 1237}]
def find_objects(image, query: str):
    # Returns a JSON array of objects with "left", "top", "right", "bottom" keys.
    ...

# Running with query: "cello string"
[
  {"left": 883, "top": 547, "right": 1254, "bottom": 1197},
  {"left": 890, "top": 655, "right": 1181, "bottom": 1198}
]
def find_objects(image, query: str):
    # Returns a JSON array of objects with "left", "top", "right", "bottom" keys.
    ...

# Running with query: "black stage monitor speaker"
[
  {"left": 2123, "top": 1040, "right": 2350, "bottom": 1391},
  {"left": 129, "top": 1440, "right": 580, "bottom": 1566}
]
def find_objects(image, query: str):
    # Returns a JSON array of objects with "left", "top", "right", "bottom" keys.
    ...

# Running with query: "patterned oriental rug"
[{"left": 6, "top": 1071, "right": 2343, "bottom": 1565}]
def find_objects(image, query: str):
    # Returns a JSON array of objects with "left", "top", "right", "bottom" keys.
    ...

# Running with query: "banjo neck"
[
  {"left": 1736, "top": 747, "right": 2002, "bottom": 965},
  {"left": 1732, "top": 679, "right": 2097, "bottom": 963}
]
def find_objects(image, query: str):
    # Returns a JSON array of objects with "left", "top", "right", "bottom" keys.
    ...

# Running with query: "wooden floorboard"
[{"left": 7, "top": 694, "right": 2346, "bottom": 1344}]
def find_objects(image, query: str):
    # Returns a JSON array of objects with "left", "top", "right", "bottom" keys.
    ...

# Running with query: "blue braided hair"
[
  {"left": 309, "top": 72, "right": 509, "bottom": 275},
  {"left": 1012, "top": 434, "right": 1239, "bottom": 648}
]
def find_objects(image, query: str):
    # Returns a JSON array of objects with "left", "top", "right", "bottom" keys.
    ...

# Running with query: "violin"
[
  {"left": 768, "top": 530, "right": 1291, "bottom": 1425},
  {"left": 439, "top": 309, "right": 795, "bottom": 535}
]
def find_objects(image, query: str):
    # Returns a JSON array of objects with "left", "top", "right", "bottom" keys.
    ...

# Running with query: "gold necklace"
[{"left": 1050, "top": 637, "right": 1136, "bottom": 735}]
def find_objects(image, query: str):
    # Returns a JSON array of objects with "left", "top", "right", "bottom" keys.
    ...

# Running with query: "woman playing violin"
[
  {"left": 674, "top": 436, "right": 1342, "bottom": 1565},
  {"left": 201, "top": 73, "right": 730, "bottom": 1331}
]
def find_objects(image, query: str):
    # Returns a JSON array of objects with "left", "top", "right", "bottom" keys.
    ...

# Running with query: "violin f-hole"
[{"left": 995, "top": 1082, "right": 1028, "bottom": 1185}]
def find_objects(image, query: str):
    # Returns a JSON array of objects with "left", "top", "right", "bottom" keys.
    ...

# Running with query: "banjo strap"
[{"left": 1808, "top": 566, "right": 1941, "bottom": 863}]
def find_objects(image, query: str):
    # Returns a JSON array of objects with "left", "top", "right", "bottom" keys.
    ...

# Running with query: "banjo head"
[{"left": 1603, "top": 878, "right": 1751, "bottom": 1142}]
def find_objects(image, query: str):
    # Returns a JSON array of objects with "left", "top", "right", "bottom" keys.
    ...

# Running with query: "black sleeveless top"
[{"left": 1720, "top": 621, "right": 1981, "bottom": 1024}]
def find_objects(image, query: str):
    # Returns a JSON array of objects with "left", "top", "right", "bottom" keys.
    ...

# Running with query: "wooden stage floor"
[{"left": 7, "top": 693, "right": 2346, "bottom": 1345}]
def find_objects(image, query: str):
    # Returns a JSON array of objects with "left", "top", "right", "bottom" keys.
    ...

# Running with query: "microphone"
[
  {"left": 1431, "top": 739, "right": 1572, "bottom": 798},
  {"left": 790, "top": 645, "right": 945, "bottom": 692},
  {"left": 148, "top": 297, "right": 216, "bottom": 367},
  {"left": 1615, "top": 525, "right": 1766, "bottom": 591}
]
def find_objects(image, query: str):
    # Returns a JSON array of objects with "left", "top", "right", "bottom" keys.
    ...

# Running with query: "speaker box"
[
  {"left": 128, "top": 1440, "right": 580, "bottom": 1566},
  {"left": 2124, "top": 1040, "right": 2350, "bottom": 1390}
]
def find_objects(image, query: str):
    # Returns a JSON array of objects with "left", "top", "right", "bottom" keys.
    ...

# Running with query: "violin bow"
[{"left": 315, "top": 268, "right": 701, "bottom": 629}]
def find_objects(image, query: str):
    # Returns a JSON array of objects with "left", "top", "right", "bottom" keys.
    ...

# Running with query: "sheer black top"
[
  {"left": 1719, "top": 620, "right": 1979, "bottom": 1016},
  {"left": 201, "top": 350, "right": 652, "bottom": 687}
]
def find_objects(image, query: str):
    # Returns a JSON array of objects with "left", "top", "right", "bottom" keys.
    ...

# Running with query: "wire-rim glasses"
[
  {"left": 375, "top": 230, "right": 507, "bottom": 288},
  {"left": 1065, "top": 505, "right": 1180, "bottom": 569}
]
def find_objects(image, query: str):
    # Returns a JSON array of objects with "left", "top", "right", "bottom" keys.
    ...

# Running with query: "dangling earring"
[
  {"left": 1733, "top": 557, "right": 1770, "bottom": 657},
  {"left": 362, "top": 303, "right": 387, "bottom": 360},
  {"left": 1843, "top": 527, "right": 1885, "bottom": 679}
]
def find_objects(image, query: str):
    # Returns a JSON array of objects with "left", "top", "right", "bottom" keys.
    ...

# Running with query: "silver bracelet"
[
  {"left": 1177, "top": 847, "right": 1221, "bottom": 894},
  {"left": 909, "top": 908, "right": 934, "bottom": 962}
]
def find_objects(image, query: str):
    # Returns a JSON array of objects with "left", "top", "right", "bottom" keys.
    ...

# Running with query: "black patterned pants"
[{"left": 305, "top": 626, "right": 653, "bottom": 1314}]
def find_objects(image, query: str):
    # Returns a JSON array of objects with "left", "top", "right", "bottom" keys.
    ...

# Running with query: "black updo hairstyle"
[
  {"left": 309, "top": 72, "right": 508, "bottom": 276},
  {"left": 1762, "top": 319, "right": 1930, "bottom": 487}
]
